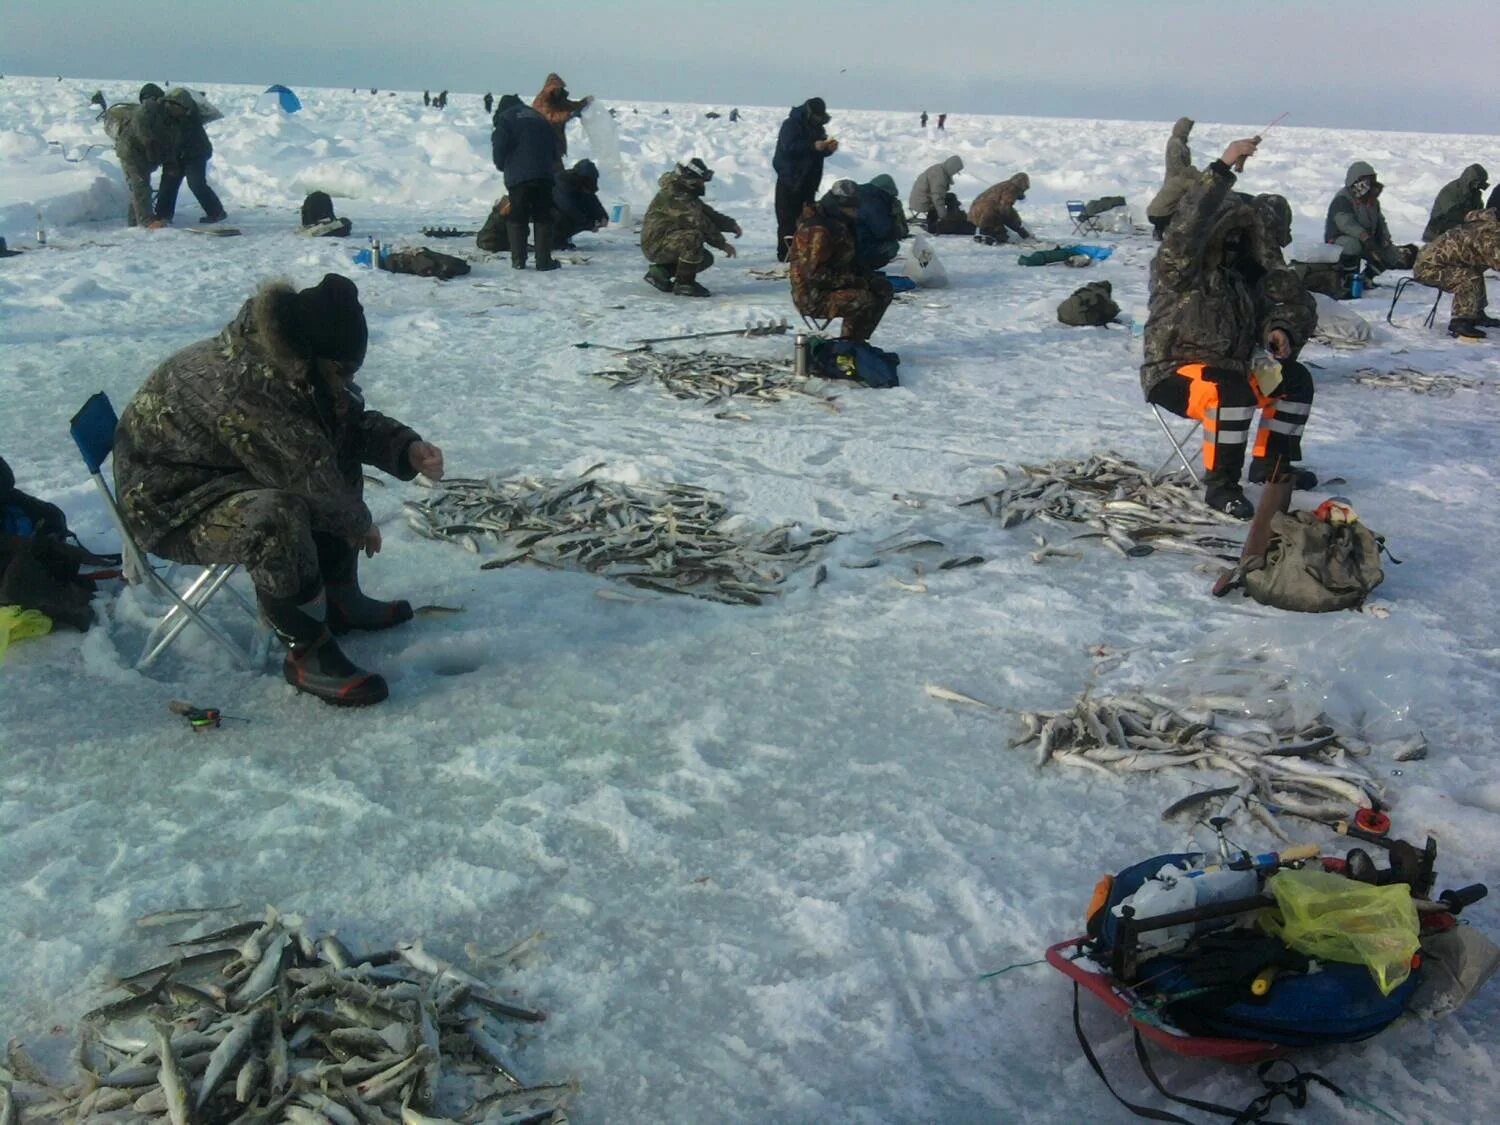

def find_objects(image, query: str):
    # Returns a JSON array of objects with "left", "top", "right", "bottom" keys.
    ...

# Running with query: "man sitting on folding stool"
[
  {"left": 1140, "top": 138, "right": 1318, "bottom": 518},
  {"left": 112, "top": 274, "right": 444, "bottom": 706}
]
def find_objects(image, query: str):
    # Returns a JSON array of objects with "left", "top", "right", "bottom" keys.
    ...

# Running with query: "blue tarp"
[{"left": 262, "top": 85, "right": 301, "bottom": 113}]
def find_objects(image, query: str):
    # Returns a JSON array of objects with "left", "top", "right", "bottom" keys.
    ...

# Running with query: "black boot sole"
[{"left": 284, "top": 661, "right": 390, "bottom": 706}]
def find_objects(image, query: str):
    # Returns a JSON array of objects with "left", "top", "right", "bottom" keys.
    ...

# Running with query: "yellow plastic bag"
[
  {"left": 1263, "top": 867, "right": 1420, "bottom": 995},
  {"left": 0, "top": 605, "right": 54, "bottom": 663}
]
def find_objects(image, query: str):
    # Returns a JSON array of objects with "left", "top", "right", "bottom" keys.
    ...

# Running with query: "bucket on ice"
[{"left": 610, "top": 202, "right": 632, "bottom": 226}]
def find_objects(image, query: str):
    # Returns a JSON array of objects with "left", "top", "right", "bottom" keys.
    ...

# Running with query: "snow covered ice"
[{"left": 3, "top": 77, "right": 1500, "bottom": 1122}]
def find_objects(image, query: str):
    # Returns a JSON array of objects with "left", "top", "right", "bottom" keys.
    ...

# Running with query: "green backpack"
[
  {"left": 1057, "top": 280, "right": 1120, "bottom": 327},
  {"left": 1243, "top": 511, "right": 1386, "bottom": 612}
]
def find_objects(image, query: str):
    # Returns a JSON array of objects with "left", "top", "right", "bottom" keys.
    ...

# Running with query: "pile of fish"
[
  {"left": 1350, "top": 366, "right": 1480, "bottom": 396},
  {"left": 591, "top": 350, "right": 835, "bottom": 410},
  {"left": 958, "top": 453, "right": 1244, "bottom": 561},
  {"left": 927, "top": 677, "right": 1412, "bottom": 840},
  {"left": 1, "top": 907, "right": 572, "bottom": 1124},
  {"left": 404, "top": 469, "right": 836, "bottom": 604}
]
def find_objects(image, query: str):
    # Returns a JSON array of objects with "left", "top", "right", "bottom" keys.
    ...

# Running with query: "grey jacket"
[
  {"left": 1323, "top": 161, "right": 1392, "bottom": 247},
  {"left": 1423, "top": 164, "right": 1489, "bottom": 242},
  {"left": 908, "top": 156, "right": 964, "bottom": 216},
  {"left": 1147, "top": 117, "right": 1197, "bottom": 221}
]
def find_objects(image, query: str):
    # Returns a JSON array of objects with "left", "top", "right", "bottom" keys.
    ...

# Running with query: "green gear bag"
[
  {"left": 1242, "top": 511, "right": 1385, "bottom": 612},
  {"left": 1057, "top": 281, "right": 1120, "bottom": 327}
]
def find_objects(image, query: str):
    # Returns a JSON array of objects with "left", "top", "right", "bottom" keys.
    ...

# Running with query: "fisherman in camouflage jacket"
[
  {"left": 113, "top": 274, "right": 445, "bottom": 706},
  {"left": 788, "top": 181, "right": 894, "bottom": 341},
  {"left": 640, "top": 159, "right": 742, "bottom": 298},
  {"left": 1413, "top": 208, "right": 1500, "bottom": 339},
  {"left": 1141, "top": 138, "right": 1319, "bottom": 519}
]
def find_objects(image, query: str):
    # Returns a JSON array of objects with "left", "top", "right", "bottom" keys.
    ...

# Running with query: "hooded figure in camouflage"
[
  {"left": 114, "top": 85, "right": 191, "bottom": 228},
  {"left": 113, "top": 274, "right": 446, "bottom": 707},
  {"left": 969, "top": 173, "right": 1032, "bottom": 244},
  {"left": 640, "top": 159, "right": 743, "bottom": 298},
  {"left": 1423, "top": 164, "right": 1489, "bottom": 242},
  {"left": 1148, "top": 117, "right": 1198, "bottom": 239},
  {"left": 788, "top": 180, "right": 894, "bottom": 342},
  {"left": 1324, "top": 161, "right": 1406, "bottom": 283},
  {"left": 1413, "top": 208, "right": 1500, "bottom": 339},
  {"left": 1142, "top": 139, "right": 1319, "bottom": 518}
]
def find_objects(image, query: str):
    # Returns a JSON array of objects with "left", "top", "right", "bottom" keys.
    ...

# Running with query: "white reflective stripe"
[
  {"left": 1273, "top": 401, "right": 1311, "bottom": 417},
  {"left": 1215, "top": 407, "right": 1258, "bottom": 423},
  {"left": 1215, "top": 430, "right": 1250, "bottom": 445},
  {"left": 1267, "top": 419, "right": 1306, "bottom": 436}
]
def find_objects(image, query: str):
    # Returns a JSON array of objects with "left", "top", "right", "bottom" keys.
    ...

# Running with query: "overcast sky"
[{"left": 3, "top": 0, "right": 1496, "bottom": 135}]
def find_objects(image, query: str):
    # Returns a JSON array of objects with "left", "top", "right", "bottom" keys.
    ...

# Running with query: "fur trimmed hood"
[{"left": 221, "top": 280, "right": 315, "bottom": 383}]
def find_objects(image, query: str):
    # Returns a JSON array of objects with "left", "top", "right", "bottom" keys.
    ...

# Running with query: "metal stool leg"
[{"left": 1151, "top": 407, "right": 1202, "bottom": 485}]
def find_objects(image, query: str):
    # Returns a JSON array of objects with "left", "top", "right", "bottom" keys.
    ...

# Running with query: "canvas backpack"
[
  {"left": 381, "top": 248, "right": 472, "bottom": 280},
  {"left": 1294, "top": 260, "right": 1354, "bottom": 300},
  {"left": 1243, "top": 510, "right": 1386, "bottom": 612},
  {"left": 808, "top": 338, "right": 901, "bottom": 388},
  {"left": 1057, "top": 281, "right": 1120, "bottom": 327}
]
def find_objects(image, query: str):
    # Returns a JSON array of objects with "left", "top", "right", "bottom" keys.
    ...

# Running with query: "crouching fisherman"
[
  {"left": 112, "top": 274, "right": 445, "bottom": 706},
  {"left": 1141, "top": 139, "right": 1318, "bottom": 518},
  {"left": 641, "top": 159, "right": 742, "bottom": 297}
]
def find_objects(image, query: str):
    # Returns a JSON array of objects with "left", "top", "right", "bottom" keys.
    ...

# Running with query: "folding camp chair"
[
  {"left": 1386, "top": 276, "right": 1445, "bottom": 328},
  {"left": 1067, "top": 200, "right": 1104, "bottom": 237},
  {"left": 1150, "top": 404, "right": 1202, "bottom": 486},
  {"left": 69, "top": 391, "right": 269, "bottom": 670}
]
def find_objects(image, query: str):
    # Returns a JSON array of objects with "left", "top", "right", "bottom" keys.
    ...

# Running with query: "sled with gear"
[{"left": 1048, "top": 835, "right": 1496, "bottom": 1122}]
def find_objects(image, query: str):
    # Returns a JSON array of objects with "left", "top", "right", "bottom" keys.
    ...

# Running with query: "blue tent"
[{"left": 260, "top": 84, "right": 302, "bottom": 113}]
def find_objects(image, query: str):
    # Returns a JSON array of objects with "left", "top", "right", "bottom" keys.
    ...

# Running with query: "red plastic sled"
[{"left": 1047, "top": 937, "right": 1285, "bottom": 1065}]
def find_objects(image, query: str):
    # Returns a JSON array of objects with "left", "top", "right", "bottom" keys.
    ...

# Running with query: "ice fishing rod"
[{"left": 1231, "top": 112, "right": 1289, "bottom": 171}]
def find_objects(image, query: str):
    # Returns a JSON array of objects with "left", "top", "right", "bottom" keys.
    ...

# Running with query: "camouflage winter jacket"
[
  {"left": 969, "top": 173, "right": 1031, "bottom": 235},
  {"left": 1423, "top": 164, "right": 1489, "bottom": 242},
  {"left": 1415, "top": 210, "right": 1500, "bottom": 275},
  {"left": 113, "top": 283, "right": 421, "bottom": 552},
  {"left": 789, "top": 202, "right": 866, "bottom": 311},
  {"left": 1147, "top": 117, "right": 1196, "bottom": 220},
  {"left": 639, "top": 171, "right": 737, "bottom": 261},
  {"left": 1141, "top": 162, "right": 1318, "bottom": 398},
  {"left": 113, "top": 97, "right": 183, "bottom": 173}
]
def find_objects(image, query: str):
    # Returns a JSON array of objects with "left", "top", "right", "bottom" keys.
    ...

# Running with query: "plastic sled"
[{"left": 1047, "top": 937, "right": 1284, "bottom": 1065}]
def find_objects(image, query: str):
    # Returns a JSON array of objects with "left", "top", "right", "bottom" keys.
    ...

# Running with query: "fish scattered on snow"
[
  {"left": 591, "top": 349, "right": 837, "bottom": 409},
  {"left": 5, "top": 911, "right": 574, "bottom": 1124},
  {"left": 1350, "top": 367, "right": 1480, "bottom": 396},
  {"left": 406, "top": 470, "right": 837, "bottom": 605},
  {"left": 958, "top": 453, "right": 1244, "bottom": 560}
]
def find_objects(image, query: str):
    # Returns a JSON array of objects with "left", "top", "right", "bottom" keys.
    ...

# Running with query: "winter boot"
[
  {"left": 199, "top": 212, "right": 228, "bottom": 224},
  {"left": 1203, "top": 470, "right": 1254, "bottom": 519},
  {"left": 533, "top": 221, "right": 561, "bottom": 271},
  {"left": 1248, "top": 459, "right": 1318, "bottom": 490},
  {"left": 672, "top": 263, "right": 711, "bottom": 298},
  {"left": 506, "top": 222, "right": 528, "bottom": 269},
  {"left": 259, "top": 583, "right": 388, "bottom": 707},
  {"left": 1448, "top": 318, "right": 1486, "bottom": 340},
  {"left": 644, "top": 263, "right": 674, "bottom": 293},
  {"left": 1472, "top": 310, "right": 1500, "bottom": 328},
  {"left": 317, "top": 534, "right": 413, "bottom": 634}
]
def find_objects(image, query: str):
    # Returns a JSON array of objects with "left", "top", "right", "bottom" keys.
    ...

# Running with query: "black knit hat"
[
  {"left": 290, "top": 274, "right": 368, "bottom": 367},
  {"left": 497, "top": 93, "right": 523, "bottom": 112},
  {"left": 139, "top": 83, "right": 165, "bottom": 103},
  {"left": 806, "top": 97, "right": 828, "bottom": 122}
]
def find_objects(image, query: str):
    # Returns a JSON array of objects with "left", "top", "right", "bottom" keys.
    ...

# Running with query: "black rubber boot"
[
  {"left": 1248, "top": 459, "right": 1318, "bottom": 490},
  {"left": 316, "top": 534, "right": 413, "bottom": 634},
  {"left": 644, "top": 263, "right": 674, "bottom": 293},
  {"left": 533, "top": 222, "right": 560, "bottom": 271},
  {"left": 259, "top": 583, "right": 388, "bottom": 707},
  {"left": 506, "top": 222, "right": 528, "bottom": 269},
  {"left": 1448, "top": 318, "right": 1486, "bottom": 340},
  {"left": 1203, "top": 470, "right": 1253, "bottom": 519},
  {"left": 673, "top": 263, "right": 711, "bottom": 298}
]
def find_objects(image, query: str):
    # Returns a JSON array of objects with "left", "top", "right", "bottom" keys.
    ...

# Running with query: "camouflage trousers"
[
  {"left": 122, "top": 156, "right": 156, "bottom": 227},
  {"left": 1413, "top": 259, "right": 1487, "bottom": 318},
  {"left": 646, "top": 231, "right": 716, "bottom": 271},
  {"left": 154, "top": 489, "right": 324, "bottom": 598},
  {"left": 799, "top": 277, "right": 894, "bottom": 341}
]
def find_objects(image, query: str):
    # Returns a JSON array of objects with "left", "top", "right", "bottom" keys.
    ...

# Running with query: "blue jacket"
[
  {"left": 492, "top": 105, "right": 561, "bottom": 189},
  {"left": 552, "top": 163, "right": 608, "bottom": 238},
  {"left": 773, "top": 103, "right": 826, "bottom": 191},
  {"left": 854, "top": 182, "right": 906, "bottom": 270}
]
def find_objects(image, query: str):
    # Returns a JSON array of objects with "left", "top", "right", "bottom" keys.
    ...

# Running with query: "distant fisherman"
[
  {"left": 532, "top": 73, "right": 593, "bottom": 168},
  {"left": 114, "top": 83, "right": 190, "bottom": 228},
  {"left": 113, "top": 275, "right": 445, "bottom": 706}
]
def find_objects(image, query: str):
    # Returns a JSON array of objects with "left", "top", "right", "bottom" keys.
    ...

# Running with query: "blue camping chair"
[
  {"left": 1067, "top": 199, "right": 1103, "bottom": 237},
  {"left": 69, "top": 392, "right": 269, "bottom": 670}
]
